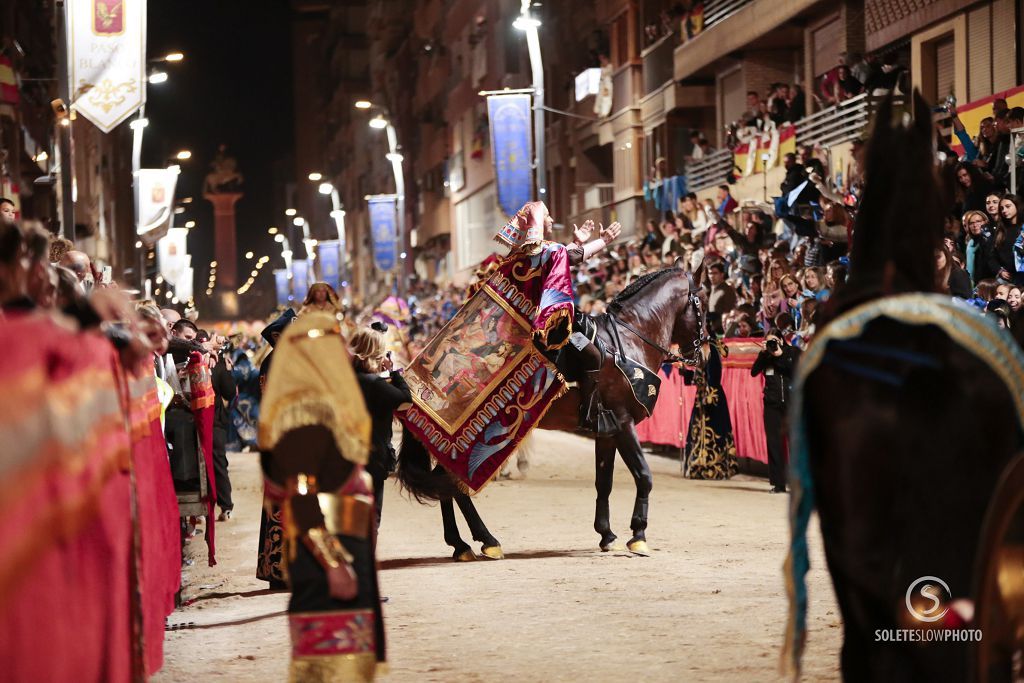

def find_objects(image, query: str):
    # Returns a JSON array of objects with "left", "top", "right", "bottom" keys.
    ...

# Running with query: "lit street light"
[
  {"left": 318, "top": 182, "right": 334, "bottom": 195},
  {"left": 293, "top": 216, "right": 304, "bottom": 227},
  {"left": 148, "top": 71, "right": 168, "bottom": 84},
  {"left": 165, "top": 52, "right": 184, "bottom": 62},
  {"left": 268, "top": 226, "right": 278, "bottom": 234},
  {"left": 308, "top": 172, "right": 323, "bottom": 182},
  {"left": 354, "top": 100, "right": 372, "bottom": 109},
  {"left": 514, "top": 2, "right": 546, "bottom": 199},
  {"left": 285, "top": 208, "right": 297, "bottom": 217},
  {"left": 175, "top": 150, "right": 192, "bottom": 160},
  {"left": 245, "top": 251, "right": 254, "bottom": 259},
  {"left": 368, "top": 115, "right": 388, "bottom": 130}
]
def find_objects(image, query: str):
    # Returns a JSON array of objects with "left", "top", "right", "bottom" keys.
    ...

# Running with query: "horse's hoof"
[
  {"left": 454, "top": 549, "right": 477, "bottom": 562},
  {"left": 480, "top": 545, "right": 505, "bottom": 560},
  {"left": 627, "top": 539, "right": 650, "bottom": 556},
  {"left": 600, "top": 541, "right": 625, "bottom": 552}
]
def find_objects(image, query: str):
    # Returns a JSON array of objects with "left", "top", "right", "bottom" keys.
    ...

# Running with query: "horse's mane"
[
  {"left": 828, "top": 90, "right": 947, "bottom": 321},
  {"left": 609, "top": 268, "right": 679, "bottom": 311}
]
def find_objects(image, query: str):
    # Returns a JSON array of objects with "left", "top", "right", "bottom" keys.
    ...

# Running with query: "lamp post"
[{"left": 514, "top": 2, "right": 546, "bottom": 200}]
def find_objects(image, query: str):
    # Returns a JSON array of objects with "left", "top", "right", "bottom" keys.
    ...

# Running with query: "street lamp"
[
  {"left": 175, "top": 150, "right": 192, "bottom": 160},
  {"left": 165, "top": 52, "right": 184, "bottom": 62},
  {"left": 285, "top": 208, "right": 297, "bottom": 217},
  {"left": 308, "top": 172, "right": 323, "bottom": 182},
  {"left": 368, "top": 115, "right": 388, "bottom": 130},
  {"left": 514, "top": 1, "right": 546, "bottom": 199},
  {"left": 148, "top": 71, "right": 168, "bottom": 84},
  {"left": 354, "top": 100, "right": 372, "bottom": 109},
  {"left": 309, "top": 177, "right": 349, "bottom": 300}
]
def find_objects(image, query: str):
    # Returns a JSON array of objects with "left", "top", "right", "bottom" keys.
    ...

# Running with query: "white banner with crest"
[
  {"left": 67, "top": 0, "right": 147, "bottom": 132},
  {"left": 157, "top": 227, "right": 189, "bottom": 287},
  {"left": 136, "top": 167, "right": 179, "bottom": 242}
]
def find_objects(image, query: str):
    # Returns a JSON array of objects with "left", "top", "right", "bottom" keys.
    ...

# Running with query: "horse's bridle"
[{"left": 610, "top": 270, "right": 708, "bottom": 367}]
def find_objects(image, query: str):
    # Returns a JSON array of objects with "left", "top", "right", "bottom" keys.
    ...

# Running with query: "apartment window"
[{"left": 912, "top": 15, "right": 966, "bottom": 107}]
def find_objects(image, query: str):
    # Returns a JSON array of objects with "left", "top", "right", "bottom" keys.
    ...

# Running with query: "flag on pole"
[
  {"left": 66, "top": 0, "right": 147, "bottom": 132},
  {"left": 274, "top": 269, "right": 290, "bottom": 308},
  {"left": 486, "top": 94, "right": 533, "bottom": 217},
  {"left": 317, "top": 240, "right": 340, "bottom": 290},
  {"left": 136, "top": 167, "right": 180, "bottom": 244},
  {"left": 292, "top": 259, "right": 310, "bottom": 302},
  {"left": 367, "top": 195, "right": 397, "bottom": 272}
]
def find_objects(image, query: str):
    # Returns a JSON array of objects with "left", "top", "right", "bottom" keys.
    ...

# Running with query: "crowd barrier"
[
  {"left": 0, "top": 312, "right": 181, "bottom": 681},
  {"left": 636, "top": 339, "right": 768, "bottom": 464}
]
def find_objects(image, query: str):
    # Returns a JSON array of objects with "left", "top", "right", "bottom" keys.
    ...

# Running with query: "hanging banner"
[
  {"left": 136, "top": 167, "right": 179, "bottom": 242},
  {"left": 367, "top": 195, "right": 397, "bottom": 272},
  {"left": 274, "top": 269, "right": 290, "bottom": 308},
  {"left": 156, "top": 227, "right": 188, "bottom": 287},
  {"left": 67, "top": 0, "right": 147, "bottom": 133},
  {"left": 486, "top": 94, "right": 533, "bottom": 217},
  {"left": 292, "top": 259, "right": 310, "bottom": 302},
  {"left": 317, "top": 240, "right": 340, "bottom": 291},
  {"left": 176, "top": 266, "right": 193, "bottom": 302}
]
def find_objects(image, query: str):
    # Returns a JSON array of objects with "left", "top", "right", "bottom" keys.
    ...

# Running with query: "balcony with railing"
[
  {"left": 684, "top": 94, "right": 894, "bottom": 193},
  {"left": 683, "top": 149, "right": 734, "bottom": 193},
  {"left": 794, "top": 93, "right": 882, "bottom": 149},
  {"left": 673, "top": 0, "right": 818, "bottom": 81}
]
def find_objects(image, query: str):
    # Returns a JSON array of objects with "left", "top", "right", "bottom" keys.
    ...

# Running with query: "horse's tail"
[{"left": 395, "top": 425, "right": 464, "bottom": 502}]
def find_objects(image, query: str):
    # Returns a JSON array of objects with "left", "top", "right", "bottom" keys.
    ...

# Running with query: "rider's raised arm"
[{"left": 582, "top": 221, "right": 621, "bottom": 260}]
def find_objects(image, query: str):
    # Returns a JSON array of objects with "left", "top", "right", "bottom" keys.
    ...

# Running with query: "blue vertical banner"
[
  {"left": 292, "top": 259, "right": 310, "bottom": 302},
  {"left": 317, "top": 240, "right": 340, "bottom": 290},
  {"left": 274, "top": 269, "right": 290, "bottom": 308},
  {"left": 367, "top": 195, "right": 397, "bottom": 272},
  {"left": 487, "top": 93, "right": 533, "bottom": 217}
]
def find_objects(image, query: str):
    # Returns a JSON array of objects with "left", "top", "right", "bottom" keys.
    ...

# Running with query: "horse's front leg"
[
  {"left": 615, "top": 423, "right": 653, "bottom": 556},
  {"left": 441, "top": 496, "right": 475, "bottom": 562},
  {"left": 594, "top": 435, "right": 620, "bottom": 551},
  {"left": 454, "top": 492, "right": 504, "bottom": 559}
]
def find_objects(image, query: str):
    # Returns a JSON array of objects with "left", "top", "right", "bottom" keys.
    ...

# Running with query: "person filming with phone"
[{"left": 751, "top": 327, "right": 800, "bottom": 493}]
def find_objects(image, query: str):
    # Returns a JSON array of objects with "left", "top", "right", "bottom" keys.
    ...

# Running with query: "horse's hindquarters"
[{"left": 804, "top": 322, "right": 1020, "bottom": 681}]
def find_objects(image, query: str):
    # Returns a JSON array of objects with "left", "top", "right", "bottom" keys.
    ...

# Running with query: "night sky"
[{"left": 143, "top": 1, "right": 294, "bottom": 295}]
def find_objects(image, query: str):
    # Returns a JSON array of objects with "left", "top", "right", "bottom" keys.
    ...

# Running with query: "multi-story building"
[{"left": 296, "top": 0, "right": 1024, "bottom": 301}]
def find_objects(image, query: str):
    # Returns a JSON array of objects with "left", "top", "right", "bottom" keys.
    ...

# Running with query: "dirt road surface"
[{"left": 156, "top": 430, "right": 841, "bottom": 682}]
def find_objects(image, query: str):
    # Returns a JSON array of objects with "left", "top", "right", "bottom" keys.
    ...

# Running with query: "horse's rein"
[{"left": 609, "top": 270, "right": 707, "bottom": 367}]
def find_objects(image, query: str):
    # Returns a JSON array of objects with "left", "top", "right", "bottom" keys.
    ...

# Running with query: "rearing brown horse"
[{"left": 396, "top": 262, "right": 708, "bottom": 558}]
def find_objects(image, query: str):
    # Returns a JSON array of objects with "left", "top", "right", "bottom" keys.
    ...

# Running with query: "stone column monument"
[{"left": 203, "top": 145, "right": 243, "bottom": 316}]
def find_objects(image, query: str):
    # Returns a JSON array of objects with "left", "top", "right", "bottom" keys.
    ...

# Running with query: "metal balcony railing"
[
  {"left": 794, "top": 93, "right": 873, "bottom": 149},
  {"left": 701, "top": 0, "right": 754, "bottom": 29},
  {"left": 685, "top": 149, "right": 734, "bottom": 192}
]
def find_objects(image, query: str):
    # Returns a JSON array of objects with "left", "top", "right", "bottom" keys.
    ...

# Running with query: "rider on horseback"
[{"left": 494, "top": 201, "right": 621, "bottom": 435}]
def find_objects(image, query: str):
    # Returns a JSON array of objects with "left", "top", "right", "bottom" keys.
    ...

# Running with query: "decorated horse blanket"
[{"left": 399, "top": 241, "right": 573, "bottom": 492}]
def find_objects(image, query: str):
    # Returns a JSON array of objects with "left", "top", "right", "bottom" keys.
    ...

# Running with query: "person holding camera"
[
  {"left": 751, "top": 327, "right": 801, "bottom": 493},
  {"left": 351, "top": 326, "right": 412, "bottom": 528}
]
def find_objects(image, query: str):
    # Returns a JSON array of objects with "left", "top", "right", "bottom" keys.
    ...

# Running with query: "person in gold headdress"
[
  {"left": 258, "top": 312, "right": 384, "bottom": 681},
  {"left": 299, "top": 281, "right": 342, "bottom": 316}
]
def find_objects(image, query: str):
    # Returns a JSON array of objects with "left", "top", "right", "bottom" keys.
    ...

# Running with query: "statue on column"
[{"left": 204, "top": 144, "right": 244, "bottom": 194}]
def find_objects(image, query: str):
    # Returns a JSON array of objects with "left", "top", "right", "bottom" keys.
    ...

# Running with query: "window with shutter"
[{"left": 935, "top": 36, "right": 956, "bottom": 101}]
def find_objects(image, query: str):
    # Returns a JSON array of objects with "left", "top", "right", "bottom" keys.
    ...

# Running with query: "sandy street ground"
[{"left": 156, "top": 430, "right": 841, "bottom": 682}]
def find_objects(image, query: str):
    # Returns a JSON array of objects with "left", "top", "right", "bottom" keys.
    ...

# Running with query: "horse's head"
[{"left": 670, "top": 256, "right": 710, "bottom": 364}]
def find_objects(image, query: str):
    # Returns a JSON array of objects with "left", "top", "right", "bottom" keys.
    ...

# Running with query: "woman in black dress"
[
  {"left": 255, "top": 308, "right": 296, "bottom": 588},
  {"left": 350, "top": 326, "right": 412, "bottom": 527},
  {"left": 683, "top": 339, "right": 738, "bottom": 480}
]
